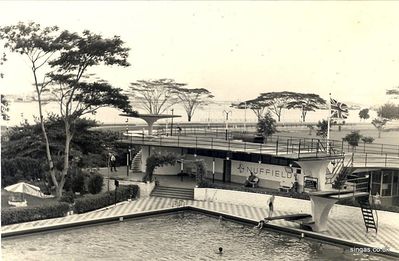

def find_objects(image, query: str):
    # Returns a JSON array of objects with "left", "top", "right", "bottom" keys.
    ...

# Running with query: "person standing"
[
  {"left": 110, "top": 153, "right": 117, "bottom": 172},
  {"left": 267, "top": 195, "right": 275, "bottom": 218}
]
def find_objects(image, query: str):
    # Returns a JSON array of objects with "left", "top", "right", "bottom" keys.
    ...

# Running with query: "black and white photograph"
[{"left": 1, "top": 1, "right": 399, "bottom": 260}]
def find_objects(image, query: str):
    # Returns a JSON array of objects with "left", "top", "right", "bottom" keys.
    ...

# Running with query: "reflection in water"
[{"left": 2, "top": 213, "right": 389, "bottom": 261}]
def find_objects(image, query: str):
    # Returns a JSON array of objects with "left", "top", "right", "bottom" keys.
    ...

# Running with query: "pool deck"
[{"left": 2, "top": 196, "right": 399, "bottom": 258}]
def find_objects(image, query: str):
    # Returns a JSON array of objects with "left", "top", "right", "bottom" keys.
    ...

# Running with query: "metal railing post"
[
  {"left": 275, "top": 138, "right": 279, "bottom": 155},
  {"left": 211, "top": 137, "right": 213, "bottom": 149},
  {"left": 298, "top": 140, "right": 301, "bottom": 158},
  {"left": 178, "top": 135, "right": 180, "bottom": 147},
  {"left": 381, "top": 144, "right": 383, "bottom": 155},
  {"left": 365, "top": 153, "right": 367, "bottom": 167},
  {"left": 385, "top": 153, "right": 387, "bottom": 167}
]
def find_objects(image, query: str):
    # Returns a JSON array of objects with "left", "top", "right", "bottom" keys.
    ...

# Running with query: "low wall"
[{"left": 194, "top": 188, "right": 399, "bottom": 228}]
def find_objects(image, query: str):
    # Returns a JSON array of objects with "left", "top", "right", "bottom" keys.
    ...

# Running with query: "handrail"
[{"left": 120, "top": 133, "right": 338, "bottom": 159}]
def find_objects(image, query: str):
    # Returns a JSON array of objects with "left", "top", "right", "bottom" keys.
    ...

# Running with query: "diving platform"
[{"left": 264, "top": 213, "right": 312, "bottom": 222}]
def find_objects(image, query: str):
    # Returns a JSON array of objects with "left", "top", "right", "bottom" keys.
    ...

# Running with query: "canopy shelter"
[
  {"left": 5, "top": 182, "right": 54, "bottom": 199},
  {"left": 120, "top": 113, "right": 181, "bottom": 135}
]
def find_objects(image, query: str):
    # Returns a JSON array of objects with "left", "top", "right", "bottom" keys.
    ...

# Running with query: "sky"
[{"left": 1, "top": 1, "right": 399, "bottom": 106}]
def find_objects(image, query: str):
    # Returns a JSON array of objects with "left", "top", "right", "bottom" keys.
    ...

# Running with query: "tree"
[
  {"left": 173, "top": 87, "right": 214, "bottom": 121},
  {"left": 128, "top": 79, "right": 184, "bottom": 114},
  {"left": 377, "top": 103, "right": 399, "bottom": 120},
  {"left": 231, "top": 97, "right": 270, "bottom": 120},
  {"left": 258, "top": 91, "right": 296, "bottom": 122},
  {"left": 1, "top": 23, "right": 133, "bottom": 197},
  {"left": 372, "top": 118, "right": 388, "bottom": 138},
  {"left": 358, "top": 108, "right": 370, "bottom": 121},
  {"left": 47, "top": 30, "right": 132, "bottom": 197},
  {"left": 315, "top": 119, "right": 329, "bottom": 138},
  {"left": 1, "top": 22, "right": 65, "bottom": 195},
  {"left": 257, "top": 111, "right": 277, "bottom": 140},
  {"left": 343, "top": 131, "right": 362, "bottom": 148},
  {"left": 1, "top": 94, "right": 10, "bottom": 121},
  {"left": 286, "top": 93, "right": 326, "bottom": 122}
]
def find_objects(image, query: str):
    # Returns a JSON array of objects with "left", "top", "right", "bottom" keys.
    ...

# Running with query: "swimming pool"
[{"left": 1, "top": 212, "right": 388, "bottom": 260}]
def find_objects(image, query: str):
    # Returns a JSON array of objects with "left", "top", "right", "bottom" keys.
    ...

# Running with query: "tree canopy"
[
  {"left": 128, "top": 79, "right": 185, "bottom": 115},
  {"left": 377, "top": 103, "right": 399, "bottom": 120},
  {"left": 358, "top": 108, "right": 370, "bottom": 121},
  {"left": 231, "top": 97, "right": 270, "bottom": 119},
  {"left": 172, "top": 87, "right": 214, "bottom": 121},
  {"left": 258, "top": 91, "right": 296, "bottom": 122},
  {"left": 286, "top": 93, "right": 326, "bottom": 122}
]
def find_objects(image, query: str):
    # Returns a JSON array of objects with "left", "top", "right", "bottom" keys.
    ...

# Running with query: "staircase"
[
  {"left": 131, "top": 149, "right": 142, "bottom": 173},
  {"left": 151, "top": 186, "right": 194, "bottom": 200},
  {"left": 357, "top": 195, "right": 378, "bottom": 233},
  {"left": 326, "top": 157, "right": 345, "bottom": 184},
  {"left": 331, "top": 157, "right": 354, "bottom": 189}
]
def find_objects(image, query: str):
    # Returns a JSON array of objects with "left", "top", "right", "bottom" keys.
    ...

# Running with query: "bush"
[
  {"left": 59, "top": 191, "right": 75, "bottom": 204},
  {"left": 361, "top": 136, "right": 374, "bottom": 144},
  {"left": 343, "top": 130, "right": 362, "bottom": 148},
  {"left": 88, "top": 173, "right": 104, "bottom": 194},
  {"left": 71, "top": 172, "right": 86, "bottom": 194},
  {"left": 1, "top": 202, "right": 70, "bottom": 226},
  {"left": 73, "top": 185, "right": 139, "bottom": 214},
  {"left": 1, "top": 157, "right": 45, "bottom": 187}
]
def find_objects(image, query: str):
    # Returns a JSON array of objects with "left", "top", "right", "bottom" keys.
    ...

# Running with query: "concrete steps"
[
  {"left": 131, "top": 149, "right": 142, "bottom": 172},
  {"left": 151, "top": 186, "right": 194, "bottom": 200}
]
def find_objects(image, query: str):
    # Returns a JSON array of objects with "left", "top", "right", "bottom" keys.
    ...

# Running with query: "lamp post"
[
  {"left": 223, "top": 110, "right": 232, "bottom": 140},
  {"left": 170, "top": 108, "right": 174, "bottom": 136}
]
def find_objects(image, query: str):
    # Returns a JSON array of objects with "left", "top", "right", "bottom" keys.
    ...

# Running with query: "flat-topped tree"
[
  {"left": 128, "top": 79, "right": 185, "bottom": 115},
  {"left": 258, "top": 91, "right": 297, "bottom": 122},
  {"left": 172, "top": 87, "right": 214, "bottom": 122},
  {"left": 287, "top": 93, "right": 326, "bottom": 122},
  {"left": 231, "top": 97, "right": 270, "bottom": 120}
]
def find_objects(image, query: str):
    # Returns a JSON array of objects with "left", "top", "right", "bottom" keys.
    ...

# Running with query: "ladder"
[{"left": 357, "top": 195, "right": 378, "bottom": 233}]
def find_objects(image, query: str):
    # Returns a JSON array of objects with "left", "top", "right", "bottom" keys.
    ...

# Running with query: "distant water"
[{"left": 4, "top": 101, "right": 377, "bottom": 127}]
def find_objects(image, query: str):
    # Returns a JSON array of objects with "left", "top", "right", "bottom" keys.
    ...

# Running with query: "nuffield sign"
[{"left": 232, "top": 161, "right": 295, "bottom": 183}]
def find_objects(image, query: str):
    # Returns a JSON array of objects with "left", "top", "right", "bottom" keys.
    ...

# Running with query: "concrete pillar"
[
  {"left": 309, "top": 195, "right": 338, "bottom": 232},
  {"left": 295, "top": 160, "right": 330, "bottom": 191}
]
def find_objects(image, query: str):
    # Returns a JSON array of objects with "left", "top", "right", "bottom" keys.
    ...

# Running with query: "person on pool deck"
[
  {"left": 267, "top": 195, "right": 275, "bottom": 218},
  {"left": 244, "top": 171, "right": 259, "bottom": 187}
]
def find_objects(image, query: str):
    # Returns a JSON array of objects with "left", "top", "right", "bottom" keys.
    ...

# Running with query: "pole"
[
  {"left": 107, "top": 153, "right": 110, "bottom": 192},
  {"left": 170, "top": 108, "right": 174, "bottom": 136},
  {"left": 244, "top": 101, "right": 247, "bottom": 132},
  {"left": 327, "top": 93, "right": 331, "bottom": 153},
  {"left": 212, "top": 158, "right": 215, "bottom": 183}
]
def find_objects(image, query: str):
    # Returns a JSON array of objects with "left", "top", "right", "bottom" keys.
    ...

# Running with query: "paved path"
[{"left": 2, "top": 197, "right": 399, "bottom": 255}]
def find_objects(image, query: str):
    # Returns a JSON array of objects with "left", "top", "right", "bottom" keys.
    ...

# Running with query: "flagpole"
[{"left": 327, "top": 93, "right": 331, "bottom": 153}]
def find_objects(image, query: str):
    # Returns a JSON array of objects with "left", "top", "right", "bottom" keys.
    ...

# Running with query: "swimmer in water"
[{"left": 218, "top": 247, "right": 223, "bottom": 254}]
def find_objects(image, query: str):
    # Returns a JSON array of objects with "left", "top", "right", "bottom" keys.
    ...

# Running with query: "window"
[
  {"left": 382, "top": 171, "right": 393, "bottom": 197},
  {"left": 393, "top": 172, "right": 398, "bottom": 196}
]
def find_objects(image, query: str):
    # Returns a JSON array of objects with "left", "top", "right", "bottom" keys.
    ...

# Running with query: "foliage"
[
  {"left": 257, "top": 92, "right": 297, "bottom": 122},
  {"left": 1, "top": 157, "right": 45, "bottom": 187},
  {"left": 377, "top": 103, "right": 399, "bottom": 120},
  {"left": 1, "top": 202, "right": 70, "bottom": 226},
  {"left": 88, "top": 173, "right": 104, "bottom": 194},
  {"left": 231, "top": 97, "right": 269, "bottom": 120},
  {"left": 195, "top": 160, "right": 207, "bottom": 184},
  {"left": 343, "top": 131, "right": 362, "bottom": 148},
  {"left": 1, "top": 94, "right": 10, "bottom": 121},
  {"left": 71, "top": 172, "right": 86, "bottom": 194},
  {"left": 143, "top": 153, "right": 177, "bottom": 182},
  {"left": 361, "top": 136, "right": 375, "bottom": 144},
  {"left": 371, "top": 118, "right": 389, "bottom": 138},
  {"left": 59, "top": 191, "right": 75, "bottom": 204},
  {"left": 358, "top": 108, "right": 370, "bottom": 121},
  {"left": 315, "top": 119, "right": 329, "bottom": 138},
  {"left": 256, "top": 111, "right": 277, "bottom": 139},
  {"left": 73, "top": 185, "right": 138, "bottom": 214},
  {"left": 286, "top": 93, "right": 326, "bottom": 122},
  {"left": 172, "top": 87, "right": 214, "bottom": 121},
  {"left": 128, "top": 79, "right": 184, "bottom": 114}
]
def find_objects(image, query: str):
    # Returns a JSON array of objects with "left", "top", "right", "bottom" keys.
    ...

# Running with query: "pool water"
[{"left": 1, "top": 212, "right": 389, "bottom": 261}]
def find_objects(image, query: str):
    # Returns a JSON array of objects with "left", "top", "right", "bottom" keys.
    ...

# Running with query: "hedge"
[
  {"left": 73, "top": 185, "right": 139, "bottom": 214},
  {"left": 1, "top": 202, "right": 70, "bottom": 226}
]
